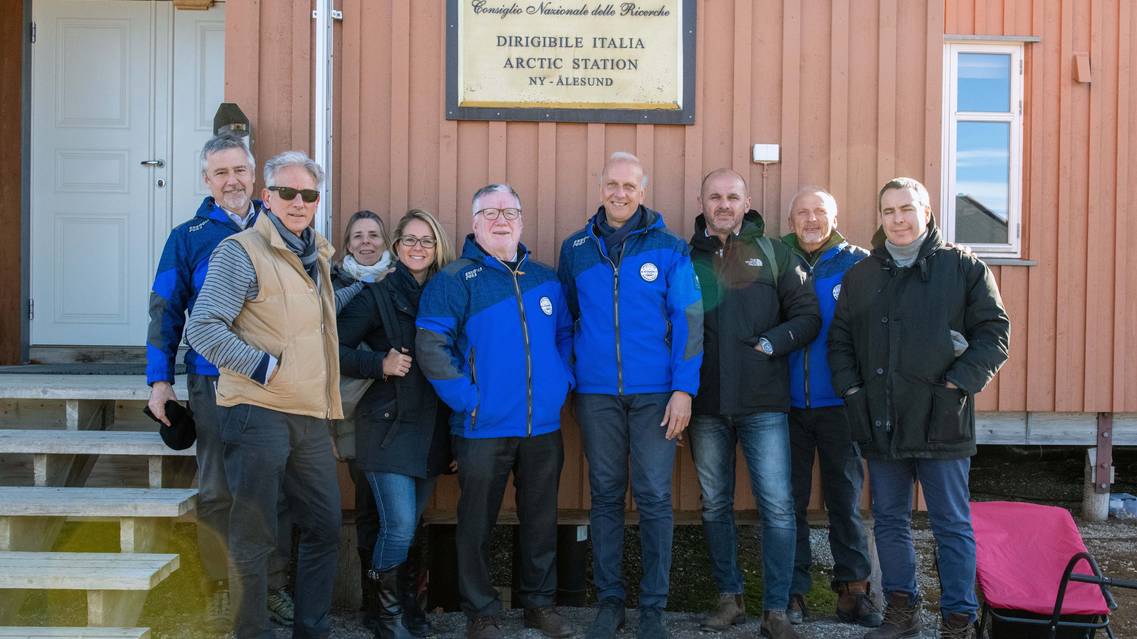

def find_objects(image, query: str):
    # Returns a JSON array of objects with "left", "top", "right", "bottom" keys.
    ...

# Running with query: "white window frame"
[{"left": 941, "top": 42, "right": 1024, "bottom": 257}]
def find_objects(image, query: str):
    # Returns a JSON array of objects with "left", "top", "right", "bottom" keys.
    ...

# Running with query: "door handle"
[{"left": 140, "top": 159, "right": 165, "bottom": 168}]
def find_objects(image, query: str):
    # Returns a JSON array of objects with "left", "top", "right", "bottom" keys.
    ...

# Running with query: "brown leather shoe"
[
  {"left": 700, "top": 593, "right": 746, "bottom": 631},
  {"left": 760, "top": 610, "right": 802, "bottom": 639},
  {"left": 863, "top": 592, "right": 921, "bottom": 639},
  {"left": 836, "top": 580, "right": 883, "bottom": 627},
  {"left": 940, "top": 612, "right": 976, "bottom": 639},
  {"left": 524, "top": 607, "right": 574, "bottom": 639},
  {"left": 466, "top": 615, "right": 502, "bottom": 639}
]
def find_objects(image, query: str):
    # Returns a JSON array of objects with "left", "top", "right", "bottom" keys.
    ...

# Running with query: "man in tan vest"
[{"left": 187, "top": 150, "right": 343, "bottom": 639}]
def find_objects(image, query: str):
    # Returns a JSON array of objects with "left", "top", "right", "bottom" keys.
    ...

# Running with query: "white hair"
[
  {"left": 601, "top": 151, "right": 649, "bottom": 188},
  {"left": 263, "top": 151, "right": 324, "bottom": 188}
]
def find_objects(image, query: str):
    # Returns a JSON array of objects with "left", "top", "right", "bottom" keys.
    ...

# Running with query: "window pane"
[
  {"left": 958, "top": 53, "right": 1011, "bottom": 112},
  {"left": 955, "top": 121, "right": 1010, "bottom": 245}
]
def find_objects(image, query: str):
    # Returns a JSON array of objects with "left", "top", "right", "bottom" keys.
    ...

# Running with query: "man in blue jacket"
[
  {"left": 417, "top": 184, "right": 575, "bottom": 639},
  {"left": 782, "top": 187, "right": 880, "bottom": 628},
  {"left": 145, "top": 134, "right": 292, "bottom": 632},
  {"left": 558, "top": 152, "right": 703, "bottom": 639}
]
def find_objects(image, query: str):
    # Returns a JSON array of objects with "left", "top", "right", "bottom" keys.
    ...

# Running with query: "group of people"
[{"left": 147, "top": 134, "right": 1010, "bottom": 639}]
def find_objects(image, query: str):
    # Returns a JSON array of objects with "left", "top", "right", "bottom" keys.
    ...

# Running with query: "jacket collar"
[
  {"left": 252, "top": 210, "right": 334, "bottom": 263},
  {"left": 783, "top": 229, "right": 847, "bottom": 265},
  {"left": 586, "top": 204, "right": 663, "bottom": 240},
  {"left": 459, "top": 234, "right": 530, "bottom": 272},
  {"left": 870, "top": 214, "right": 945, "bottom": 264},
  {"left": 690, "top": 209, "right": 765, "bottom": 251},
  {"left": 199, "top": 196, "right": 263, "bottom": 231}
]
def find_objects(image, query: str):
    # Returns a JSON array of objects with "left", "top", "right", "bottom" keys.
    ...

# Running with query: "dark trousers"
[
  {"left": 188, "top": 374, "right": 290, "bottom": 589},
  {"left": 348, "top": 460, "right": 380, "bottom": 553},
  {"left": 220, "top": 403, "right": 342, "bottom": 639},
  {"left": 453, "top": 430, "right": 564, "bottom": 619},
  {"left": 788, "top": 406, "right": 872, "bottom": 595}
]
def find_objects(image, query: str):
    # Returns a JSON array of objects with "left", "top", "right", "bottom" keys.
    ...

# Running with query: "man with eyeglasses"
[
  {"left": 187, "top": 151, "right": 343, "bottom": 639},
  {"left": 145, "top": 134, "right": 294, "bottom": 633},
  {"left": 557, "top": 152, "right": 704, "bottom": 639},
  {"left": 417, "top": 184, "right": 575, "bottom": 639}
]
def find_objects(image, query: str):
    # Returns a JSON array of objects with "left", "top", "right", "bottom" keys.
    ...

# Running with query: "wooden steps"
[
  {"left": 0, "top": 552, "right": 178, "bottom": 627},
  {"left": 0, "top": 373, "right": 196, "bottom": 633},
  {"left": 0, "top": 629, "right": 149, "bottom": 638}
]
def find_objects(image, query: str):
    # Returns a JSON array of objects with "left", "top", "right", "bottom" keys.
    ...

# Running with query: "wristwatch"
[{"left": 757, "top": 337, "right": 774, "bottom": 356}]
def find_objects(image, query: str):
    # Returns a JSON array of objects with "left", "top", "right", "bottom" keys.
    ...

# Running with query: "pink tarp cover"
[{"left": 972, "top": 501, "right": 1109, "bottom": 616}]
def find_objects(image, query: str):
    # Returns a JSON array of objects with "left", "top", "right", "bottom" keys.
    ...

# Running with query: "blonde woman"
[{"left": 337, "top": 209, "right": 455, "bottom": 638}]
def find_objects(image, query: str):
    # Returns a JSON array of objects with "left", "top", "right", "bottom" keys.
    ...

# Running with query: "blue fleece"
[
  {"left": 145, "top": 197, "right": 260, "bottom": 385},
  {"left": 416, "top": 236, "right": 574, "bottom": 439},
  {"left": 557, "top": 206, "right": 704, "bottom": 396},
  {"left": 787, "top": 241, "right": 869, "bottom": 408}
]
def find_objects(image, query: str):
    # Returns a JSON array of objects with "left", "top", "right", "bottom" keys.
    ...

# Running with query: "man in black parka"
[{"left": 828, "top": 177, "right": 1010, "bottom": 639}]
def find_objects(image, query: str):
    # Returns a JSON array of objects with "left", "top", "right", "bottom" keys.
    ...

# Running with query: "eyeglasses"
[
  {"left": 268, "top": 186, "right": 320, "bottom": 203},
  {"left": 475, "top": 207, "right": 521, "bottom": 221},
  {"left": 398, "top": 235, "right": 436, "bottom": 249}
]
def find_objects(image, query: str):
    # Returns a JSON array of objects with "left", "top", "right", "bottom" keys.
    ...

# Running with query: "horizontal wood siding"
[{"left": 223, "top": 0, "right": 1137, "bottom": 513}]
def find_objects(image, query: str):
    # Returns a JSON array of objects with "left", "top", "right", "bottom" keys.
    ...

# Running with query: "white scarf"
[{"left": 341, "top": 251, "right": 393, "bottom": 282}]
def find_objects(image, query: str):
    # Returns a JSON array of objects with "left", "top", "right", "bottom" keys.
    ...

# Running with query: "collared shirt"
[{"left": 222, "top": 202, "right": 256, "bottom": 229}]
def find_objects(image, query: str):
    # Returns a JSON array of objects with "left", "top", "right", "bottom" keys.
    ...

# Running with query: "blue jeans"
[
  {"left": 688, "top": 412, "right": 796, "bottom": 611},
  {"left": 577, "top": 393, "right": 675, "bottom": 610},
  {"left": 365, "top": 472, "right": 436, "bottom": 572},
  {"left": 869, "top": 457, "right": 977, "bottom": 622}
]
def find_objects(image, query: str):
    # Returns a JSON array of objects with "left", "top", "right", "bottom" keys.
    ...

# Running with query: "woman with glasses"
[{"left": 337, "top": 209, "right": 455, "bottom": 639}]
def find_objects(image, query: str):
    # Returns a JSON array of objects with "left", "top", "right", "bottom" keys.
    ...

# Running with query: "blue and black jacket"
[
  {"left": 146, "top": 197, "right": 261, "bottom": 385},
  {"left": 783, "top": 230, "right": 869, "bottom": 409},
  {"left": 557, "top": 206, "right": 703, "bottom": 396},
  {"left": 416, "top": 236, "right": 574, "bottom": 439}
]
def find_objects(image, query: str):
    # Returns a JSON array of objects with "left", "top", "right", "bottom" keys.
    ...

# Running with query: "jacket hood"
[
  {"left": 459, "top": 233, "right": 531, "bottom": 269},
  {"left": 586, "top": 204, "right": 664, "bottom": 238},
  {"left": 691, "top": 209, "right": 765, "bottom": 251}
]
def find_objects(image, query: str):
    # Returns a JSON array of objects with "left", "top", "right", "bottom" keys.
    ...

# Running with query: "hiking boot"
[
  {"left": 266, "top": 587, "right": 294, "bottom": 627},
  {"left": 204, "top": 581, "right": 232, "bottom": 634},
  {"left": 836, "top": 580, "right": 883, "bottom": 627},
  {"left": 786, "top": 593, "right": 806, "bottom": 625},
  {"left": 940, "top": 612, "right": 976, "bottom": 639},
  {"left": 761, "top": 610, "right": 802, "bottom": 639},
  {"left": 466, "top": 615, "right": 502, "bottom": 639},
  {"left": 637, "top": 607, "right": 668, "bottom": 639},
  {"left": 586, "top": 599, "right": 626, "bottom": 639},
  {"left": 700, "top": 593, "right": 746, "bottom": 631},
  {"left": 524, "top": 607, "right": 574, "bottom": 638},
  {"left": 864, "top": 592, "right": 921, "bottom": 639}
]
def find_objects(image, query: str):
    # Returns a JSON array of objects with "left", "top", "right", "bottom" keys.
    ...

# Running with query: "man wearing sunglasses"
[
  {"left": 417, "top": 184, "right": 575, "bottom": 639},
  {"left": 187, "top": 151, "right": 343, "bottom": 639},
  {"left": 145, "top": 134, "right": 295, "bottom": 633},
  {"left": 558, "top": 152, "right": 704, "bottom": 639}
]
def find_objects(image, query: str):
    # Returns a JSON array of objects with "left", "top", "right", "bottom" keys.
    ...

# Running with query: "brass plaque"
[{"left": 447, "top": 0, "right": 696, "bottom": 124}]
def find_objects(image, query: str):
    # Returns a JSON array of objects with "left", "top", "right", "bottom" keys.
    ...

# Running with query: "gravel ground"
[{"left": 9, "top": 446, "right": 1137, "bottom": 637}]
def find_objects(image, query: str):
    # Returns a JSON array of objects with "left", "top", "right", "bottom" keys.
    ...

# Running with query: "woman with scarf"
[
  {"left": 332, "top": 209, "right": 394, "bottom": 633},
  {"left": 338, "top": 209, "right": 455, "bottom": 639}
]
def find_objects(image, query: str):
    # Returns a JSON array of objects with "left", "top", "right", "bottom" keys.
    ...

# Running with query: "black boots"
[
  {"left": 360, "top": 549, "right": 383, "bottom": 633},
  {"left": 367, "top": 565, "right": 415, "bottom": 639},
  {"left": 400, "top": 528, "right": 433, "bottom": 637}
]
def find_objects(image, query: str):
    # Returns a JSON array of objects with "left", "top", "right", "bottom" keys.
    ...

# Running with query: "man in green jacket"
[{"left": 828, "top": 177, "right": 1010, "bottom": 639}]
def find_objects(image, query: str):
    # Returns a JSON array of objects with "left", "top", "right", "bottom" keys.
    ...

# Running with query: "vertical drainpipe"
[{"left": 313, "top": 0, "right": 334, "bottom": 239}]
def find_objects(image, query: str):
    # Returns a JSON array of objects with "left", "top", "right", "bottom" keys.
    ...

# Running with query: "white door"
[
  {"left": 30, "top": 0, "right": 226, "bottom": 346},
  {"left": 169, "top": 4, "right": 226, "bottom": 227}
]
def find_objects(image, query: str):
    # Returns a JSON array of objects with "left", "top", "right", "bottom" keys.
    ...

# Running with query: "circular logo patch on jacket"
[
  {"left": 540, "top": 296, "right": 553, "bottom": 316},
  {"left": 832, "top": 283, "right": 842, "bottom": 300},
  {"left": 640, "top": 262, "right": 659, "bottom": 282}
]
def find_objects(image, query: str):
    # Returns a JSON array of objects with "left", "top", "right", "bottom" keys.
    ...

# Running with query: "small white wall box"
[{"left": 753, "top": 144, "right": 780, "bottom": 164}]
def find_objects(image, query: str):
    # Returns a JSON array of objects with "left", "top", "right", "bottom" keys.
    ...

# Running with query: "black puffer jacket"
[
  {"left": 337, "top": 262, "right": 451, "bottom": 477},
  {"left": 828, "top": 218, "right": 1010, "bottom": 460},
  {"left": 690, "top": 211, "right": 821, "bottom": 416}
]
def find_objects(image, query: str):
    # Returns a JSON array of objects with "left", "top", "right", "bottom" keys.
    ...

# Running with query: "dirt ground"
[{"left": 8, "top": 445, "right": 1137, "bottom": 637}]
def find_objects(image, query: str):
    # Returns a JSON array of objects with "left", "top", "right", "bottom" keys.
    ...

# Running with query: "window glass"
[
  {"left": 954, "top": 121, "right": 1010, "bottom": 245},
  {"left": 958, "top": 53, "right": 1011, "bottom": 113}
]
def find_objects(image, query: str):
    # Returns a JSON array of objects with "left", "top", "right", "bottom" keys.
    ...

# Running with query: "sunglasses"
[{"left": 268, "top": 186, "right": 320, "bottom": 203}]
